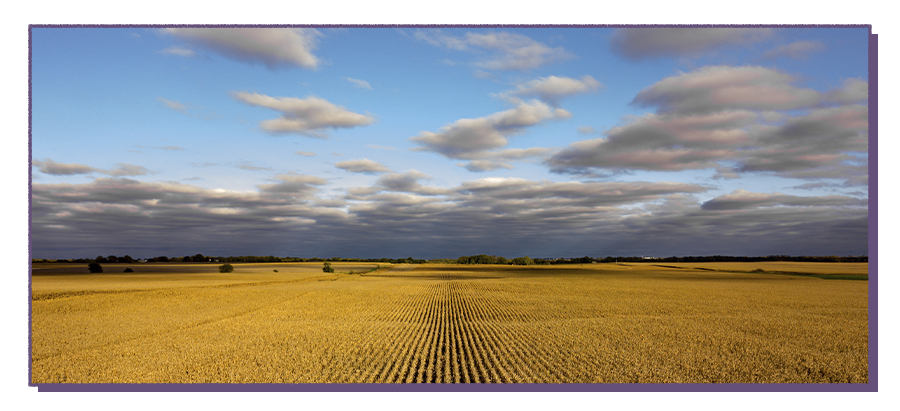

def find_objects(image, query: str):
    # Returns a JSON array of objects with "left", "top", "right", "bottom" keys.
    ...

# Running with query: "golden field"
[{"left": 31, "top": 262, "right": 868, "bottom": 384}]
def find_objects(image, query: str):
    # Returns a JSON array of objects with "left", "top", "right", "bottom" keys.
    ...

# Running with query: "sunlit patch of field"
[
  {"left": 31, "top": 263, "right": 868, "bottom": 384},
  {"left": 625, "top": 261, "right": 869, "bottom": 275}
]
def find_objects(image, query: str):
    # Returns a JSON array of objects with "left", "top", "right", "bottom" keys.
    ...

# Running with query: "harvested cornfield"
[{"left": 30, "top": 263, "right": 868, "bottom": 384}]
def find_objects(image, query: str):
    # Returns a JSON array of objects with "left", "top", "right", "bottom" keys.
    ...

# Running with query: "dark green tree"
[
  {"left": 323, "top": 262, "right": 334, "bottom": 273},
  {"left": 88, "top": 262, "right": 103, "bottom": 273},
  {"left": 219, "top": 263, "right": 234, "bottom": 273}
]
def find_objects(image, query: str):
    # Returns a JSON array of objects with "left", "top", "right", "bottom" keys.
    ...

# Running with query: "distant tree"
[
  {"left": 121, "top": 255, "right": 135, "bottom": 263},
  {"left": 219, "top": 263, "right": 234, "bottom": 273},
  {"left": 123, "top": 268, "right": 134, "bottom": 273},
  {"left": 193, "top": 253, "right": 205, "bottom": 262},
  {"left": 95, "top": 256, "right": 107, "bottom": 263},
  {"left": 107, "top": 255, "right": 118, "bottom": 263},
  {"left": 510, "top": 256, "right": 535, "bottom": 266},
  {"left": 88, "top": 262, "right": 103, "bottom": 273},
  {"left": 323, "top": 262, "right": 334, "bottom": 273},
  {"left": 182, "top": 256, "right": 192, "bottom": 263}
]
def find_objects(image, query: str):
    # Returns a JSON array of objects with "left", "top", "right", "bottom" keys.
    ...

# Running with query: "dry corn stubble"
[{"left": 31, "top": 262, "right": 868, "bottom": 383}]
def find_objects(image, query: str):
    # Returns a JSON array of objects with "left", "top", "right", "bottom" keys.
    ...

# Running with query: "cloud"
[
  {"left": 31, "top": 175, "right": 865, "bottom": 259},
  {"left": 335, "top": 159, "right": 391, "bottom": 174},
  {"left": 232, "top": 92, "right": 375, "bottom": 137},
  {"left": 163, "top": 28, "right": 322, "bottom": 69},
  {"left": 295, "top": 151, "right": 317, "bottom": 157},
  {"left": 344, "top": 77, "right": 373, "bottom": 90},
  {"left": 461, "top": 160, "right": 514, "bottom": 172},
  {"left": 414, "top": 30, "right": 571, "bottom": 71},
  {"left": 107, "top": 164, "right": 151, "bottom": 177},
  {"left": 610, "top": 27, "right": 773, "bottom": 60},
  {"left": 158, "top": 97, "right": 188, "bottom": 113},
  {"left": 33, "top": 159, "right": 149, "bottom": 177},
  {"left": 701, "top": 189, "right": 866, "bottom": 210},
  {"left": 410, "top": 99, "right": 568, "bottom": 160},
  {"left": 548, "top": 110, "right": 757, "bottom": 173},
  {"left": 503, "top": 75, "right": 603, "bottom": 106},
  {"left": 826, "top": 78, "right": 868, "bottom": 104},
  {"left": 32, "top": 159, "right": 95, "bottom": 175},
  {"left": 233, "top": 162, "right": 272, "bottom": 172},
  {"left": 762, "top": 41, "right": 825, "bottom": 60},
  {"left": 632, "top": 66, "right": 823, "bottom": 114},
  {"left": 548, "top": 73, "right": 868, "bottom": 186},
  {"left": 256, "top": 172, "right": 329, "bottom": 198},
  {"left": 366, "top": 145, "right": 397, "bottom": 151},
  {"left": 577, "top": 126, "right": 598, "bottom": 135},
  {"left": 160, "top": 46, "right": 196, "bottom": 57}
]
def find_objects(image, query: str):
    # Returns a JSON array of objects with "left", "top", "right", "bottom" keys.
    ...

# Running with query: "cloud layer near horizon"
[{"left": 30, "top": 173, "right": 867, "bottom": 259}]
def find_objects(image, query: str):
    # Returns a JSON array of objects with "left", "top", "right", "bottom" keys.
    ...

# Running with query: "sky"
[{"left": 29, "top": 25, "right": 871, "bottom": 260}]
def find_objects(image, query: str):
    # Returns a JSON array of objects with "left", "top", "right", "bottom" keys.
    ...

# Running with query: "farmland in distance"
[{"left": 31, "top": 262, "right": 868, "bottom": 384}]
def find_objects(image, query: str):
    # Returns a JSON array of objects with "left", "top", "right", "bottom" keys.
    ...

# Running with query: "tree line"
[{"left": 34, "top": 253, "right": 868, "bottom": 265}]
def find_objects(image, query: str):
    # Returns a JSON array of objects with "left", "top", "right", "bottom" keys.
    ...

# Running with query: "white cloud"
[
  {"left": 344, "top": 77, "right": 373, "bottom": 90},
  {"left": 163, "top": 28, "right": 322, "bottom": 69},
  {"left": 158, "top": 97, "right": 187, "bottom": 113},
  {"left": 233, "top": 92, "right": 375, "bottom": 137},
  {"left": 161, "top": 46, "right": 196, "bottom": 57},
  {"left": 414, "top": 30, "right": 571, "bottom": 71},
  {"left": 295, "top": 151, "right": 317, "bottom": 157},
  {"left": 762, "top": 41, "right": 825, "bottom": 60}
]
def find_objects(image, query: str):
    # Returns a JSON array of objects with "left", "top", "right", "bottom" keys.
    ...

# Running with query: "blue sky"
[{"left": 29, "top": 26, "right": 871, "bottom": 259}]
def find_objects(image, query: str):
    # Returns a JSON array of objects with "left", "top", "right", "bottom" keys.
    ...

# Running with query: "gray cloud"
[
  {"left": 410, "top": 99, "right": 567, "bottom": 161},
  {"left": 31, "top": 175, "right": 866, "bottom": 259},
  {"left": 462, "top": 160, "right": 514, "bottom": 173},
  {"left": 233, "top": 92, "right": 375, "bottom": 137},
  {"left": 610, "top": 27, "right": 773, "bottom": 60},
  {"left": 414, "top": 30, "right": 572, "bottom": 71},
  {"left": 335, "top": 159, "right": 391, "bottom": 174},
  {"left": 33, "top": 159, "right": 95, "bottom": 175},
  {"left": 163, "top": 28, "right": 322, "bottom": 69},
  {"left": 549, "top": 66, "right": 869, "bottom": 187},
  {"left": 33, "top": 159, "right": 150, "bottom": 177},
  {"left": 700, "top": 189, "right": 867, "bottom": 210},
  {"left": 295, "top": 151, "right": 317, "bottom": 157},
  {"left": 762, "top": 40, "right": 825, "bottom": 60},
  {"left": 632, "top": 66, "right": 821, "bottom": 114},
  {"left": 548, "top": 110, "right": 757, "bottom": 173}
]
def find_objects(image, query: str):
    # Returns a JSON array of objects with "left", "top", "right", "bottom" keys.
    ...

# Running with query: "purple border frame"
[{"left": 27, "top": 24, "right": 878, "bottom": 393}]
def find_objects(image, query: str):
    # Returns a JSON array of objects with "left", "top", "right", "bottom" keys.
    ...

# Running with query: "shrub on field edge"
[
  {"left": 88, "top": 262, "right": 103, "bottom": 273},
  {"left": 323, "top": 262, "right": 334, "bottom": 273},
  {"left": 123, "top": 268, "right": 134, "bottom": 273},
  {"left": 219, "top": 263, "right": 234, "bottom": 273}
]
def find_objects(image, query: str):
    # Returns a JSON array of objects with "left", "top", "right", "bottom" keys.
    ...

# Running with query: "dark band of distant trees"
[{"left": 35, "top": 254, "right": 868, "bottom": 264}]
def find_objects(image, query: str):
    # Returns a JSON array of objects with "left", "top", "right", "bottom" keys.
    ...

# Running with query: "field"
[{"left": 31, "top": 262, "right": 869, "bottom": 384}]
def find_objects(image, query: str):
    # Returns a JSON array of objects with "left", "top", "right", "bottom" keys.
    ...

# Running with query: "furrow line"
[
  {"left": 465, "top": 287, "right": 514, "bottom": 383},
  {"left": 450, "top": 281, "right": 478, "bottom": 383},
  {"left": 368, "top": 285, "right": 430, "bottom": 383},
  {"left": 454, "top": 281, "right": 491, "bottom": 383},
  {"left": 406, "top": 283, "right": 441, "bottom": 383},
  {"left": 457, "top": 281, "right": 504, "bottom": 383}
]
